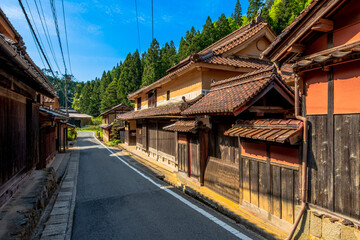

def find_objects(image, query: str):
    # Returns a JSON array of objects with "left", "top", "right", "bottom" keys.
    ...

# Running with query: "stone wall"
[{"left": 294, "top": 207, "right": 360, "bottom": 240}]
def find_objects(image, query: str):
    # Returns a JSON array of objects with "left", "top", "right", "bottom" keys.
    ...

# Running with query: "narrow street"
[{"left": 71, "top": 132, "right": 262, "bottom": 240}]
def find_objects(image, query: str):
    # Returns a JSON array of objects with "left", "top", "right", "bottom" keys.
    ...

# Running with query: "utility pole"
[{"left": 64, "top": 74, "right": 71, "bottom": 115}]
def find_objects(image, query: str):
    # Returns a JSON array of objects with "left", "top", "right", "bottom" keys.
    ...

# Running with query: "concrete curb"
[{"left": 65, "top": 144, "right": 80, "bottom": 240}]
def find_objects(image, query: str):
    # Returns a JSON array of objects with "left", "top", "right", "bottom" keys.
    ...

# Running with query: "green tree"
[
  {"left": 232, "top": 0, "right": 243, "bottom": 27},
  {"left": 214, "top": 14, "right": 232, "bottom": 41},
  {"left": 141, "top": 38, "right": 161, "bottom": 87},
  {"left": 110, "top": 119, "right": 121, "bottom": 140},
  {"left": 247, "top": 0, "right": 264, "bottom": 20},
  {"left": 100, "top": 79, "right": 119, "bottom": 112},
  {"left": 118, "top": 50, "right": 142, "bottom": 104},
  {"left": 200, "top": 16, "right": 216, "bottom": 50},
  {"left": 160, "top": 41, "right": 177, "bottom": 76}
]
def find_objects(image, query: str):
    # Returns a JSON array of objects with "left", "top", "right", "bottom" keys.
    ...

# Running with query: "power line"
[
  {"left": 61, "top": 0, "right": 72, "bottom": 75},
  {"left": 24, "top": 0, "right": 53, "bottom": 70},
  {"left": 33, "top": 0, "right": 62, "bottom": 75},
  {"left": 134, "top": 0, "right": 141, "bottom": 52},
  {"left": 151, "top": 0, "right": 154, "bottom": 40},
  {"left": 18, "top": 0, "right": 69, "bottom": 102},
  {"left": 50, "top": 0, "right": 68, "bottom": 74}
]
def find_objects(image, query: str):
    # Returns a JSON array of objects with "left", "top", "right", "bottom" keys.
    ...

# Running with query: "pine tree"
[
  {"left": 110, "top": 119, "right": 120, "bottom": 140},
  {"left": 232, "top": 0, "right": 243, "bottom": 27},
  {"left": 118, "top": 50, "right": 142, "bottom": 104},
  {"left": 214, "top": 14, "right": 232, "bottom": 41},
  {"left": 141, "top": 39, "right": 161, "bottom": 87},
  {"left": 200, "top": 16, "right": 215, "bottom": 50},
  {"left": 160, "top": 42, "right": 177, "bottom": 77},
  {"left": 247, "top": 0, "right": 264, "bottom": 21},
  {"left": 100, "top": 79, "right": 119, "bottom": 112},
  {"left": 72, "top": 82, "right": 84, "bottom": 111}
]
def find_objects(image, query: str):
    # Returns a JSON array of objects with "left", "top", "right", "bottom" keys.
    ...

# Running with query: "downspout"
[{"left": 285, "top": 74, "right": 308, "bottom": 240}]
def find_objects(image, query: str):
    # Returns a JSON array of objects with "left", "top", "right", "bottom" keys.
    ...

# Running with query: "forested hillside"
[{"left": 72, "top": 0, "right": 311, "bottom": 117}]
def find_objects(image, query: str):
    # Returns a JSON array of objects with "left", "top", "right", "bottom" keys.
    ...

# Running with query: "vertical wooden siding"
[
  {"left": 308, "top": 114, "right": 360, "bottom": 220},
  {"left": 240, "top": 142, "right": 299, "bottom": 223},
  {"left": 157, "top": 122, "right": 176, "bottom": 157},
  {"left": 0, "top": 95, "right": 27, "bottom": 186}
]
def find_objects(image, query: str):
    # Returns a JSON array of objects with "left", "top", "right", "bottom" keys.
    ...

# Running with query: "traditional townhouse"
[
  {"left": 183, "top": 65, "right": 301, "bottom": 232},
  {"left": 262, "top": 0, "right": 360, "bottom": 238},
  {"left": 0, "top": 9, "right": 59, "bottom": 206},
  {"left": 118, "top": 16, "right": 276, "bottom": 170},
  {"left": 99, "top": 103, "right": 132, "bottom": 142}
]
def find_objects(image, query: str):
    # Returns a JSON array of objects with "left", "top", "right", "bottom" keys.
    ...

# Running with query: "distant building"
[
  {"left": 99, "top": 103, "right": 132, "bottom": 142},
  {"left": 60, "top": 109, "right": 92, "bottom": 127}
]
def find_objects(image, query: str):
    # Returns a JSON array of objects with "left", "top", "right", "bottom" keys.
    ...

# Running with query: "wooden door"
[{"left": 189, "top": 136, "right": 200, "bottom": 178}]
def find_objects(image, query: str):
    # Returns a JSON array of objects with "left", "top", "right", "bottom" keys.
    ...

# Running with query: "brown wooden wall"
[
  {"left": 308, "top": 114, "right": 360, "bottom": 220},
  {"left": 0, "top": 94, "right": 27, "bottom": 186},
  {"left": 148, "top": 122, "right": 157, "bottom": 150},
  {"left": 157, "top": 121, "right": 176, "bottom": 157},
  {"left": 205, "top": 122, "right": 240, "bottom": 203},
  {"left": 205, "top": 157, "right": 240, "bottom": 203},
  {"left": 241, "top": 153, "right": 299, "bottom": 223},
  {"left": 136, "top": 123, "right": 142, "bottom": 146}
]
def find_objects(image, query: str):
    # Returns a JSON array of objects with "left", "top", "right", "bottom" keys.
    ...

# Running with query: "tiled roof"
[
  {"left": 129, "top": 20, "right": 273, "bottom": 99},
  {"left": 99, "top": 123, "right": 112, "bottom": 129},
  {"left": 224, "top": 119, "right": 303, "bottom": 144},
  {"left": 294, "top": 40, "right": 360, "bottom": 68},
  {"left": 183, "top": 69, "right": 293, "bottom": 115},
  {"left": 39, "top": 107, "right": 69, "bottom": 119},
  {"left": 163, "top": 120, "right": 197, "bottom": 132},
  {"left": 212, "top": 22, "right": 269, "bottom": 55},
  {"left": 203, "top": 56, "right": 271, "bottom": 69},
  {"left": 68, "top": 113, "right": 93, "bottom": 119},
  {"left": 99, "top": 102, "right": 132, "bottom": 116},
  {"left": 261, "top": 0, "right": 342, "bottom": 60},
  {"left": 118, "top": 95, "right": 204, "bottom": 120},
  {"left": 0, "top": 9, "right": 57, "bottom": 97}
]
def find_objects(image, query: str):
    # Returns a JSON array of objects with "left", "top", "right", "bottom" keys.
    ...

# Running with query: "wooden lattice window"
[{"left": 148, "top": 90, "right": 157, "bottom": 108}]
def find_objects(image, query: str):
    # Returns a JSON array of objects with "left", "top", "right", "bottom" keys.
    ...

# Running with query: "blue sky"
[{"left": 0, "top": 0, "right": 249, "bottom": 82}]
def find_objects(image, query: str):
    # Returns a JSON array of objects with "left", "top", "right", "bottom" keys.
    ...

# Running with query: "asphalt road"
[{"left": 72, "top": 131, "right": 263, "bottom": 240}]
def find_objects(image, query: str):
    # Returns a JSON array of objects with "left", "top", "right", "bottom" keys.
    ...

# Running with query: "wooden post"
[
  {"left": 238, "top": 136, "right": 243, "bottom": 204},
  {"left": 200, "top": 129, "right": 209, "bottom": 186}
]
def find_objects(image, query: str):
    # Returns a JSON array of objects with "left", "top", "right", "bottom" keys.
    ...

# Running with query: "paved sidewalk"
[{"left": 32, "top": 143, "right": 80, "bottom": 240}]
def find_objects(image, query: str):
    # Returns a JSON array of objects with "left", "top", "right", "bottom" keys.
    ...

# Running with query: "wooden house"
[
  {"left": 38, "top": 106, "right": 70, "bottom": 168},
  {"left": 183, "top": 66, "right": 301, "bottom": 231},
  {"left": 63, "top": 109, "right": 92, "bottom": 127},
  {"left": 99, "top": 103, "right": 132, "bottom": 142},
  {"left": 118, "top": 17, "right": 276, "bottom": 170},
  {"left": 262, "top": 0, "right": 360, "bottom": 237},
  {"left": 0, "top": 9, "right": 58, "bottom": 206}
]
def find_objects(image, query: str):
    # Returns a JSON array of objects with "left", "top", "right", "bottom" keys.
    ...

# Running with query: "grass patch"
[
  {"left": 106, "top": 139, "right": 121, "bottom": 146},
  {"left": 68, "top": 128, "right": 77, "bottom": 141}
]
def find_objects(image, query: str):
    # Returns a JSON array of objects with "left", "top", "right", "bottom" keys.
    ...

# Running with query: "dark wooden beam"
[
  {"left": 311, "top": 18, "right": 334, "bottom": 32},
  {"left": 287, "top": 44, "right": 306, "bottom": 54},
  {"left": 248, "top": 106, "right": 288, "bottom": 113}
]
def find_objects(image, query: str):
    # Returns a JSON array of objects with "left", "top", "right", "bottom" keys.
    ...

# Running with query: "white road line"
[{"left": 90, "top": 132, "right": 253, "bottom": 240}]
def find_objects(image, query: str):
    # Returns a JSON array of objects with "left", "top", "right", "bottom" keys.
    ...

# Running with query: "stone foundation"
[{"left": 294, "top": 206, "right": 360, "bottom": 240}]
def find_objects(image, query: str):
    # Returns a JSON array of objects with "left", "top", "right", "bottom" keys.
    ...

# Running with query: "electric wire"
[
  {"left": 50, "top": 0, "right": 68, "bottom": 75},
  {"left": 18, "top": 0, "right": 69, "bottom": 102},
  {"left": 61, "top": 0, "right": 72, "bottom": 75},
  {"left": 24, "top": 0, "right": 53, "bottom": 71},
  {"left": 134, "top": 0, "right": 141, "bottom": 52},
  {"left": 33, "top": 0, "right": 62, "bottom": 75}
]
